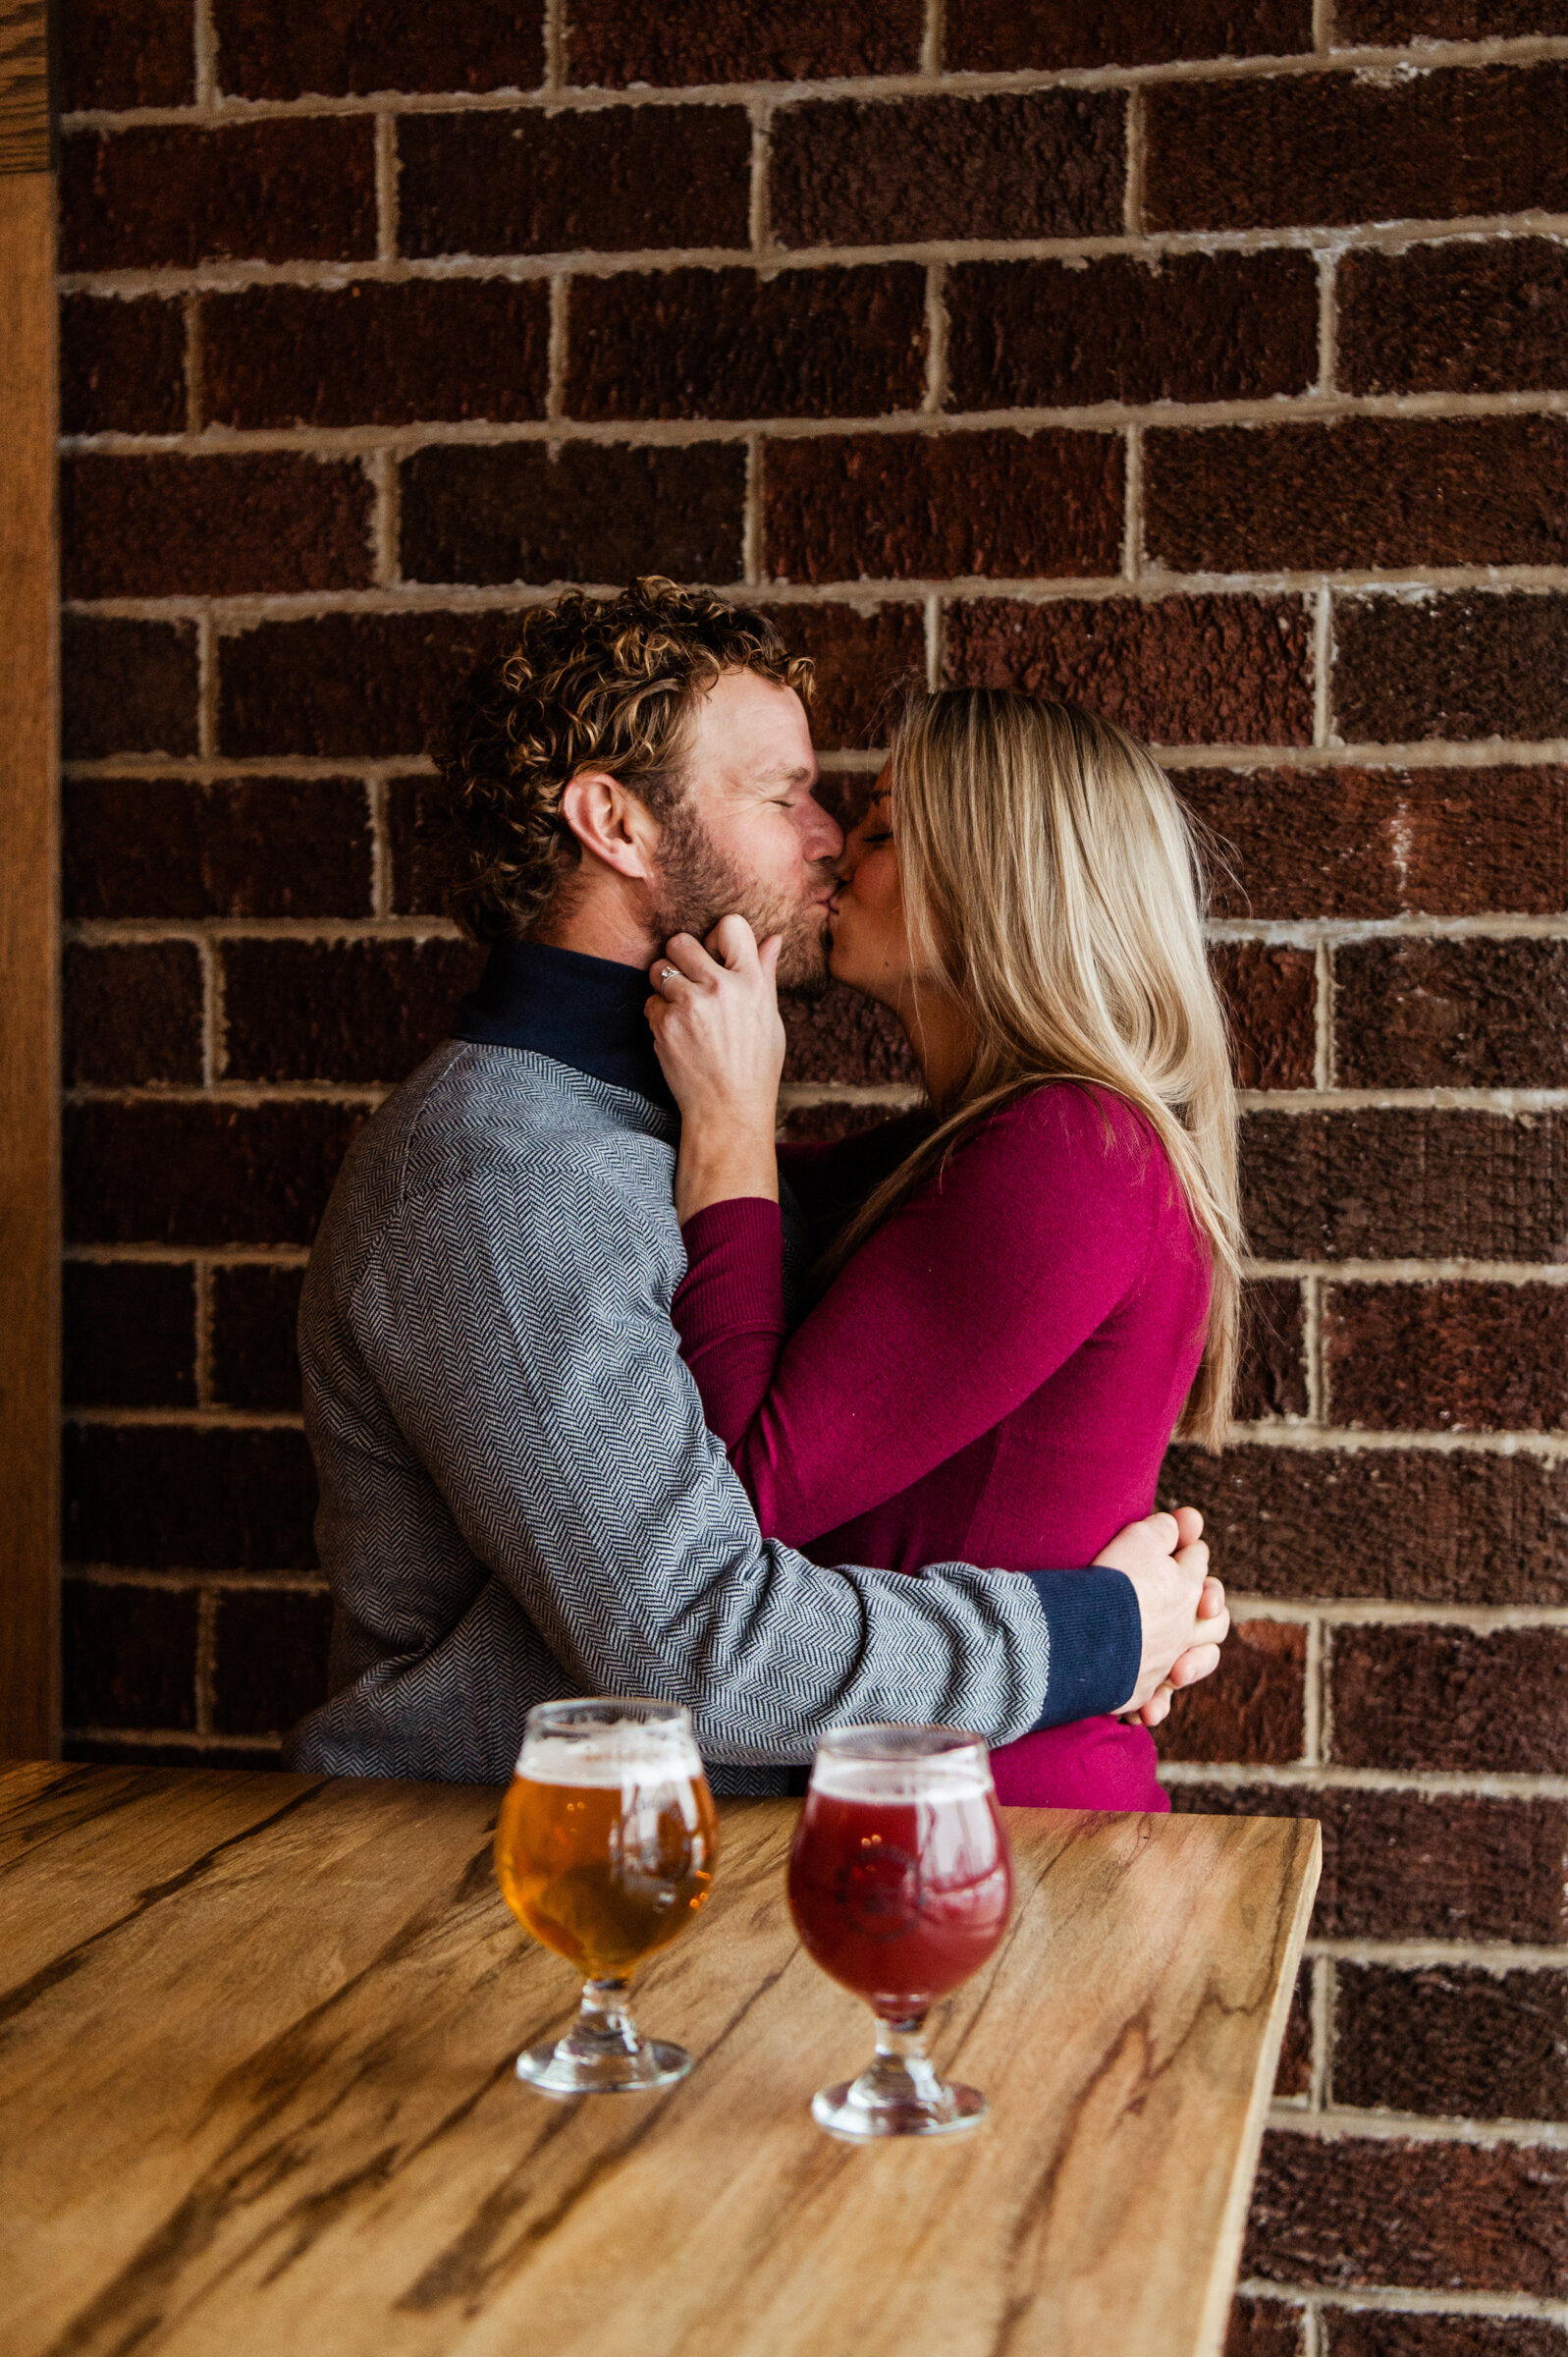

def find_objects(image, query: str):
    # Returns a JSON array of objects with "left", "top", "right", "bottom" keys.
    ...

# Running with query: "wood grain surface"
[
  {"left": 0, "top": 1764, "right": 1319, "bottom": 2357},
  {"left": 0, "top": 1, "right": 59, "bottom": 1759}
]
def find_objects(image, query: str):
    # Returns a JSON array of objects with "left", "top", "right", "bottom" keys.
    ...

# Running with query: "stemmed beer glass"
[
  {"left": 494, "top": 1698, "right": 719, "bottom": 2095},
  {"left": 787, "top": 1725, "right": 1013, "bottom": 2140}
]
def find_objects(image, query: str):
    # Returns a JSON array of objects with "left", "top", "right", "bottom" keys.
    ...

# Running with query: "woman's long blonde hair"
[{"left": 826, "top": 689, "right": 1244, "bottom": 1450}]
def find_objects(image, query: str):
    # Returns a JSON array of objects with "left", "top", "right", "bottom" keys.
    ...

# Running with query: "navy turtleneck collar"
[{"left": 453, "top": 939, "right": 675, "bottom": 1111}]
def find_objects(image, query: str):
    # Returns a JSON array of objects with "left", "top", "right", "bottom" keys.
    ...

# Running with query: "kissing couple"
[{"left": 290, "top": 576, "right": 1236, "bottom": 1805}]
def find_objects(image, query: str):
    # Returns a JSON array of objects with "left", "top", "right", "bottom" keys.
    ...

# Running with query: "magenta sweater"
[{"left": 672, "top": 1084, "right": 1212, "bottom": 1811}]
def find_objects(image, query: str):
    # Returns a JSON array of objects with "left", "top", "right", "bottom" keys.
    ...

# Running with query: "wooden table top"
[{"left": 0, "top": 1760, "right": 1318, "bottom": 2357}]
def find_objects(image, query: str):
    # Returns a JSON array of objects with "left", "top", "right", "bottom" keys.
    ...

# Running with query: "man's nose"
[{"left": 798, "top": 793, "right": 843, "bottom": 867}]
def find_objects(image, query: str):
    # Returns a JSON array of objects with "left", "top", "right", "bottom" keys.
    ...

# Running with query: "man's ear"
[{"left": 558, "top": 770, "right": 660, "bottom": 883}]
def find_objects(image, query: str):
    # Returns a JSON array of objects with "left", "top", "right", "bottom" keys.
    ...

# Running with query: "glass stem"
[
  {"left": 561, "top": 1975, "right": 641, "bottom": 2062},
  {"left": 854, "top": 2010, "right": 951, "bottom": 2112}
]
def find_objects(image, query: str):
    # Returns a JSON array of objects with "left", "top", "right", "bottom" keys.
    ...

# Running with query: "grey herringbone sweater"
[{"left": 287, "top": 1034, "right": 1139, "bottom": 1790}]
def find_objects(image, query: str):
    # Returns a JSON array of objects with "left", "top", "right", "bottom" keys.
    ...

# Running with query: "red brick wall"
[{"left": 57, "top": 4, "right": 1568, "bottom": 2342}]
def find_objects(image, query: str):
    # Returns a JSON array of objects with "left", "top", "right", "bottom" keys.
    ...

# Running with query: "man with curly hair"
[{"left": 289, "top": 578, "right": 1219, "bottom": 1788}]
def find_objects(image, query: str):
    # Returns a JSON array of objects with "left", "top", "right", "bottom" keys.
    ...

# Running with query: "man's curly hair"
[{"left": 429, "top": 577, "right": 814, "bottom": 944}]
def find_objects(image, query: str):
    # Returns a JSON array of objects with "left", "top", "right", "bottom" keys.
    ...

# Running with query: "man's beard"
[{"left": 649, "top": 797, "right": 834, "bottom": 998}]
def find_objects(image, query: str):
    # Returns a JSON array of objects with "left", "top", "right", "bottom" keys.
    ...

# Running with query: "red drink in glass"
[{"left": 788, "top": 1727, "right": 1014, "bottom": 2139}]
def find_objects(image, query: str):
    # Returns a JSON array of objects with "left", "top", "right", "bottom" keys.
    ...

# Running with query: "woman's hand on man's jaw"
[{"left": 646, "top": 914, "right": 787, "bottom": 1226}]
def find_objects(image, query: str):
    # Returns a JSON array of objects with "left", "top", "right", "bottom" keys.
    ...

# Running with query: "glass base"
[
  {"left": 809, "top": 2015, "right": 989, "bottom": 2141},
  {"left": 514, "top": 1974, "right": 692, "bottom": 2098},
  {"left": 516, "top": 2034, "right": 692, "bottom": 2097},
  {"left": 811, "top": 2074, "right": 988, "bottom": 2140}
]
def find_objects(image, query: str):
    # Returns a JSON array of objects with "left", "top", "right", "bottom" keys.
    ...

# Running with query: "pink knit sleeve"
[{"left": 674, "top": 1087, "right": 1172, "bottom": 1547}]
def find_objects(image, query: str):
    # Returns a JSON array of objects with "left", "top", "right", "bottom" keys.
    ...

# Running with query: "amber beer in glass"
[
  {"left": 495, "top": 1698, "right": 719, "bottom": 2095},
  {"left": 787, "top": 1725, "right": 1012, "bottom": 2139}
]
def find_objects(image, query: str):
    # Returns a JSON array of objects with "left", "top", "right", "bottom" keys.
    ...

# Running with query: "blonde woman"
[{"left": 648, "top": 688, "right": 1240, "bottom": 1810}]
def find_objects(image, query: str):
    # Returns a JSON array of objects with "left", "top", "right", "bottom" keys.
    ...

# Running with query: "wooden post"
[{"left": 0, "top": 0, "right": 59, "bottom": 1758}]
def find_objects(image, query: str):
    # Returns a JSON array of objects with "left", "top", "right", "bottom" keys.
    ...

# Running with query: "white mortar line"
[
  {"left": 183, "top": 294, "right": 203, "bottom": 432},
  {"left": 365, "top": 448, "right": 398, "bottom": 584},
  {"left": 922, "top": 260, "right": 948, "bottom": 414},
  {"left": 192, "top": 1256, "right": 213, "bottom": 1408},
  {"left": 1312, "top": 586, "right": 1332, "bottom": 748},
  {"left": 1268, "top": 2106, "right": 1568, "bottom": 2148},
  {"left": 1314, "top": 0, "right": 1334, "bottom": 53},
  {"left": 1211, "top": 912, "right": 1568, "bottom": 941},
  {"left": 1122, "top": 83, "right": 1144, "bottom": 237},
  {"left": 64, "top": 1242, "right": 311, "bottom": 1266},
  {"left": 1303, "top": 1269, "right": 1325, "bottom": 1424},
  {"left": 191, "top": 0, "right": 217, "bottom": 112},
  {"left": 921, "top": 0, "right": 943, "bottom": 77},
  {"left": 67, "top": 1405, "right": 306, "bottom": 1430},
  {"left": 741, "top": 437, "right": 762, "bottom": 586},
  {"left": 1121, "top": 422, "right": 1142, "bottom": 579},
  {"left": 56, "top": 381, "right": 1568, "bottom": 438},
  {"left": 1227, "top": 1598, "right": 1568, "bottom": 1631},
  {"left": 780, "top": 1082, "right": 926, "bottom": 1110},
  {"left": 543, "top": 0, "right": 565, "bottom": 93},
  {"left": 1234, "top": 1086, "right": 1568, "bottom": 1108},
  {"left": 54, "top": 32, "right": 1568, "bottom": 124},
  {"left": 375, "top": 113, "right": 399, "bottom": 261},
  {"left": 1238, "top": 2282, "right": 1568, "bottom": 2325},
  {"left": 1250, "top": 1258, "right": 1568, "bottom": 1283},
  {"left": 1160, "top": 1760, "right": 1568, "bottom": 1797},
  {"left": 63, "top": 1721, "right": 288, "bottom": 1748},
  {"left": 1316, "top": 244, "right": 1339, "bottom": 397},
  {"left": 1214, "top": 1424, "right": 1568, "bottom": 1459},
  {"left": 366, "top": 776, "right": 391, "bottom": 917},
  {"left": 195, "top": 610, "right": 217, "bottom": 758},
  {"left": 195, "top": 933, "right": 220, "bottom": 1085},
  {"left": 1308, "top": 1939, "right": 1568, "bottom": 1967},
  {"left": 924, "top": 593, "right": 942, "bottom": 689},
  {"left": 1312, "top": 940, "right": 1331, "bottom": 1090},
  {"left": 1302, "top": 1608, "right": 1324, "bottom": 1766},
  {"left": 193, "top": 1590, "right": 217, "bottom": 1735},
  {"left": 1309, "top": 1952, "right": 1331, "bottom": 2109},
  {"left": 748, "top": 99, "right": 770, "bottom": 255},
  {"left": 545, "top": 275, "right": 568, "bottom": 421}
]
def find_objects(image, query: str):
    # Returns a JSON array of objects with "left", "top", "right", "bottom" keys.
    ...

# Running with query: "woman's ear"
[{"left": 559, "top": 771, "right": 661, "bottom": 882}]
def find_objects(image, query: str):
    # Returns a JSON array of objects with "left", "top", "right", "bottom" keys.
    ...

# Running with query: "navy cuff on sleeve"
[{"left": 1025, "top": 1568, "right": 1141, "bottom": 1727}]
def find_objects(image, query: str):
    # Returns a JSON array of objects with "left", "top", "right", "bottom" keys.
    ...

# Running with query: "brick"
[
  {"left": 1335, "top": 939, "right": 1568, "bottom": 1090},
  {"left": 771, "top": 91, "right": 1125, "bottom": 248},
  {"left": 1334, "top": 592, "right": 1568, "bottom": 746},
  {"left": 758, "top": 603, "right": 926, "bottom": 753},
  {"left": 1331, "top": 1624, "right": 1568, "bottom": 1776},
  {"left": 220, "top": 939, "right": 483, "bottom": 1085},
  {"left": 217, "top": 611, "right": 508, "bottom": 760},
  {"left": 60, "top": 296, "right": 187, "bottom": 437},
  {"left": 1339, "top": 239, "right": 1568, "bottom": 400},
  {"left": 1179, "top": 766, "right": 1568, "bottom": 922},
  {"left": 63, "top": 1262, "right": 196, "bottom": 1408},
  {"left": 781, "top": 986, "right": 919, "bottom": 1086},
  {"left": 1154, "top": 1617, "right": 1306, "bottom": 1765},
  {"left": 1211, "top": 942, "right": 1316, "bottom": 1090},
  {"left": 947, "top": 252, "right": 1319, "bottom": 411},
  {"left": 63, "top": 942, "right": 204, "bottom": 1087},
  {"left": 1242, "top": 1108, "right": 1568, "bottom": 1264},
  {"left": 385, "top": 779, "right": 448, "bottom": 919},
  {"left": 945, "top": 596, "right": 1314, "bottom": 747},
  {"left": 398, "top": 104, "right": 750, "bottom": 258},
  {"left": 1144, "top": 64, "right": 1568, "bottom": 235},
  {"left": 1324, "top": 1280, "right": 1568, "bottom": 1435},
  {"left": 63, "top": 616, "right": 198, "bottom": 761},
  {"left": 1275, "top": 1965, "right": 1313, "bottom": 2102},
  {"left": 1169, "top": 1781, "right": 1568, "bottom": 1944},
  {"left": 64, "top": 1424, "right": 318, "bottom": 1569},
  {"left": 61, "top": 119, "right": 377, "bottom": 273},
  {"left": 1243, "top": 2129, "right": 1568, "bottom": 2294},
  {"left": 1325, "top": 2312, "right": 1568, "bottom": 2357},
  {"left": 947, "top": 0, "right": 1311, "bottom": 71},
  {"left": 811, "top": 771, "right": 882, "bottom": 840},
  {"left": 1225, "top": 2299, "right": 1306, "bottom": 2357},
  {"left": 1235, "top": 1277, "right": 1309, "bottom": 1421},
  {"left": 210, "top": 1589, "right": 332, "bottom": 1735},
  {"left": 765, "top": 432, "right": 1123, "bottom": 585},
  {"left": 65, "top": 1100, "right": 363, "bottom": 1248},
  {"left": 62, "top": 1582, "right": 197, "bottom": 1731},
  {"left": 202, "top": 279, "right": 550, "bottom": 430},
  {"left": 1336, "top": 0, "right": 1568, "bottom": 38},
  {"left": 1333, "top": 1963, "right": 1568, "bottom": 2124},
  {"left": 1146, "top": 417, "right": 1568, "bottom": 575},
  {"left": 399, "top": 442, "right": 747, "bottom": 591},
  {"left": 62, "top": 453, "right": 374, "bottom": 600},
  {"left": 567, "top": 265, "right": 929, "bottom": 422},
  {"left": 211, "top": 0, "right": 544, "bottom": 98},
  {"left": 210, "top": 1265, "right": 305, "bottom": 1412},
  {"left": 1159, "top": 1442, "right": 1568, "bottom": 1609},
  {"left": 58, "top": 0, "right": 194, "bottom": 110},
  {"left": 64, "top": 777, "right": 375, "bottom": 922},
  {"left": 567, "top": 0, "right": 923, "bottom": 84}
]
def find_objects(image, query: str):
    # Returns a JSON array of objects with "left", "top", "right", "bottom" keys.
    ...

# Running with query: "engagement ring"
[{"left": 658, "top": 966, "right": 679, "bottom": 992}]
